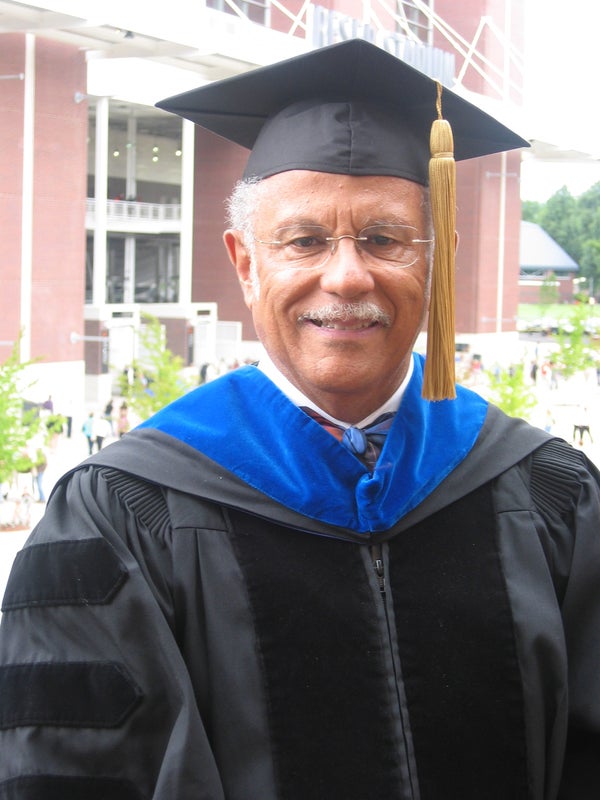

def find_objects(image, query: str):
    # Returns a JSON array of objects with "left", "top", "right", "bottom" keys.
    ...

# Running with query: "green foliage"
[
  {"left": 521, "top": 199, "right": 543, "bottom": 223},
  {"left": 538, "top": 186, "right": 579, "bottom": 257},
  {"left": 117, "top": 315, "right": 194, "bottom": 421},
  {"left": 45, "top": 413, "right": 66, "bottom": 437},
  {"left": 0, "top": 341, "right": 41, "bottom": 484},
  {"left": 553, "top": 306, "right": 599, "bottom": 379},
  {"left": 487, "top": 364, "right": 537, "bottom": 420},
  {"left": 14, "top": 453, "right": 34, "bottom": 474},
  {"left": 580, "top": 240, "right": 600, "bottom": 293}
]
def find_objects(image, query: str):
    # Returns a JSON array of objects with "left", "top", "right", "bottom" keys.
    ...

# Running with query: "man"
[{"left": 1, "top": 40, "right": 599, "bottom": 799}]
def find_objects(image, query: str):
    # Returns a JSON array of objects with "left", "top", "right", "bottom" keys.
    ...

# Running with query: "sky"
[{"left": 520, "top": 0, "right": 600, "bottom": 201}]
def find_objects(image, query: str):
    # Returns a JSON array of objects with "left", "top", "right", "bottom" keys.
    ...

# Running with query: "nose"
[{"left": 319, "top": 236, "right": 375, "bottom": 298}]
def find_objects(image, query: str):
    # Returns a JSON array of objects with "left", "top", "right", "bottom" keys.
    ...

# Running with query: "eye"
[
  {"left": 289, "top": 235, "right": 324, "bottom": 249},
  {"left": 365, "top": 232, "right": 398, "bottom": 247},
  {"left": 361, "top": 225, "right": 416, "bottom": 250},
  {"left": 277, "top": 227, "right": 329, "bottom": 251}
]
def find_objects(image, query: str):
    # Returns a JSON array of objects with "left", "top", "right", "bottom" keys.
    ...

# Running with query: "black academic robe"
[{"left": 1, "top": 358, "right": 599, "bottom": 799}]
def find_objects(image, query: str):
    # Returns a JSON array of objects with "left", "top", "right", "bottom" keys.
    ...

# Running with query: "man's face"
[{"left": 224, "top": 171, "right": 432, "bottom": 422}]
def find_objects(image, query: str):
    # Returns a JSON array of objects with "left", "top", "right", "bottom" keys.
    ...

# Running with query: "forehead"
[{"left": 254, "top": 170, "right": 427, "bottom": 225}]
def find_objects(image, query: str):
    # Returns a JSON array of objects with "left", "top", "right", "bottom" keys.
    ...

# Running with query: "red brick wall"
[
  {"left": 437, "top": 0, "right": 524, "bottom": 334},
  {"left": 30, "top": 38, "right": 87, "bottom": 363},
  {"left": 435, "top": 0, "right": 524, "bottom": 102},
  {"left": 193, "top": 129, "right": 255, "bottom": 339},
  {"left": 159, "top": 317, "right": 192, "bottom": 364},
  {"left": 454, "top": 147, "right": 522, "bottom": 334},
  {"left": 519, "top": 277, "right": 575, "bottom": 305},
  {"left": 0, "top": 34, "right": 87, "bottom": 363}
]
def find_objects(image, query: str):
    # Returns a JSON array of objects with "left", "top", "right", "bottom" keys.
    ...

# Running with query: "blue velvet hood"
[{"left": 137, "top": 354, "right": 488, "bottom": 534}]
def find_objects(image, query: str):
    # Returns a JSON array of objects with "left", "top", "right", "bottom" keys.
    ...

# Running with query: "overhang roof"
[{"left": 520, "top": 220, "right": 579, "bottom": 273}]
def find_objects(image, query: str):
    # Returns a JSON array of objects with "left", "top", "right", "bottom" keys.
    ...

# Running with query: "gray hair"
[
  {"left": 225, "top": 177, "right": 263, "bottom": 242},
  {"left": 225, "top": 178, "right": 263, "bottom": 298}
]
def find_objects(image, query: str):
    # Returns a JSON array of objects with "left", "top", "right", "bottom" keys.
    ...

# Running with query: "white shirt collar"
[{"left": 257, "top": 353, "right": 413, "bottom": 429}]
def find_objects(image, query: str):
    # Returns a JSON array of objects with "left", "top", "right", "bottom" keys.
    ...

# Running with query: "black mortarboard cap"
[{"left": 156, "top": 38, "right": 528, "bottom": 184}]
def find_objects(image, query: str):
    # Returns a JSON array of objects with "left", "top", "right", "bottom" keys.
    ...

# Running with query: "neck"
[{"left": 258, "top": 354, "right": 412, "bottom": 426}]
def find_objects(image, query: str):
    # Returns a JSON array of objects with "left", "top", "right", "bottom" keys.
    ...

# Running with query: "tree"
[
  {"left": 0, "top": 341, "right": 41, "bottom": 484},
  {"left": 577, "top": 183, "right": 600, "bottom": 297},
  {"left": 117, "top": 315, "right": 195, "bottom": 421},
  {"left": 487, "top": 364, "right": 537, "bottom": 421},
  {"left": 538, "top": 187, "right": 581, "bottom": 262},
  {"left": 553, "top": 305, "right": 599, "bottom": 379},
  {"left": 580, "top": 240, "right": 600, "bottom": 297},
  {"left": 521, "top": 199, "right": 543, "bottom": 224}
]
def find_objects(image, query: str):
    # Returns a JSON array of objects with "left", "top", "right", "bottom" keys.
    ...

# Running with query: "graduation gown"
[{"left": 1, "top": 356, "right": 599, "bottom": 799}]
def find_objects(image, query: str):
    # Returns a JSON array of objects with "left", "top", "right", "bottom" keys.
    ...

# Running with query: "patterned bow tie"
[{"left": 301, "top": 407, "right": 395, "bottom": 470}]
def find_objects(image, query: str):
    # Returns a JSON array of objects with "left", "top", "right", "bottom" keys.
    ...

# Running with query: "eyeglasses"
[{"left": 253, "top": 224, "right": 433, "bottom": 270}]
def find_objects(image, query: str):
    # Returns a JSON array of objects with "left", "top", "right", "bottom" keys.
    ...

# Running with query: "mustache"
[{"left": 298, "top": 302, "right": 391, "bottom": 327}]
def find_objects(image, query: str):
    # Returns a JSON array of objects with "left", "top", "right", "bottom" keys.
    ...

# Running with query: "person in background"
[
  {"left": 117, "top": 402, "right": 130, "bottom": 438},
  {"left": 544, "top": 407, "right": 556, "bottom": 433},
  {"left": 11, "top": 488, "right": 33, "bottom": 528},
  {"left": 32, "top": 448, "right": 47, "bottom": 503},
  {"left": 573, "top": 405, "right": 594, "bottom": 447},
  {"left": 1, "top": 41, "right": 598, "bottom": 799},
  {"left": 103, "top": 399, "right": 115, "bottom": 435},
  {"left": 92, "top": 414, "right": 112, "bottom": 451},
  {"left": 81, "top": 411, "right": 95, "bottom": 456}
]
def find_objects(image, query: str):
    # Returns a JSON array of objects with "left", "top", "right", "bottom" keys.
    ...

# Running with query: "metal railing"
[{"left": 86, "top": 198, "right": 181, "bottom": 224}]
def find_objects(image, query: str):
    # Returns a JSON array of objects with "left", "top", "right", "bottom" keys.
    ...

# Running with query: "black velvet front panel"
[
  {"left": 389, "top": 483, "right": 529, "bottom": 799},
  {"left": 228, "top": 513, "right": 408, "bottom": 799}
]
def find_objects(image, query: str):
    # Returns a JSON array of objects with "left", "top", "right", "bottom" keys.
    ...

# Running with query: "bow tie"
[{"left": 301, "top": 407, "right": 395, "bottom": 470}]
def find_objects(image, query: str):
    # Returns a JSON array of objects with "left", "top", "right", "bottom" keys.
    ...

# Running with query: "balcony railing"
[{"left": 86, "top": 198, "right": 181, "bottom": 225}]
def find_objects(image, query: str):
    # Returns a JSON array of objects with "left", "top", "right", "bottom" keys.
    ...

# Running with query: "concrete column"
[
  {"left": 93, "top": 96, "right": 109, "bottom": 306},
  {"left": 126, "top": 113, "right": 137, "bottom": 200},
  {"left": 123, "top": 237, "right": 135, "bottom": 304},
  {"left": 179, "top": 118, "right": 195, "bottom": 303},
  {"left": 19, "top": 33, "right": 35, "bottom": 361}
]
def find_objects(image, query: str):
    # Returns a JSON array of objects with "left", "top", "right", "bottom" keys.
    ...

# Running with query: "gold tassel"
[{"left": 422, "top": 82, "right": 457, "bottom": 401}]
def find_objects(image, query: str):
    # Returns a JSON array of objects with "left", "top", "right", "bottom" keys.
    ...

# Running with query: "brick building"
[{"left": 0, "top": 0, "right": 528, "bottom": 413}]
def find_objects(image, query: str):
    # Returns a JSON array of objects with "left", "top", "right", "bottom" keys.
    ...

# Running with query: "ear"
[{"left": 223, "top": 230, "right": 255, "bottom": 308}]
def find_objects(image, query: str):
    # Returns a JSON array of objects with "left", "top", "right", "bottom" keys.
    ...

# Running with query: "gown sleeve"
[
  {"left": 0, "top": 465, "right": 226, "bottom": 799},
  {"left": 555, "top": 455, "right": 600, "bottom": 798},
  {"left": 529, "top": 441, "right": 600, "bottom": 799}
]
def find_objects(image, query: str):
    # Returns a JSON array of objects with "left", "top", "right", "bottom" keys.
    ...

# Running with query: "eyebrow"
[{"left": 271, "top": 218, "right": 418, "bottom": 231}]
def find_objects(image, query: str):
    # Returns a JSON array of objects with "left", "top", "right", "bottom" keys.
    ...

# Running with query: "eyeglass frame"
[{"left": 252, "top": 223, "right": 434, "bottom": 271}]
